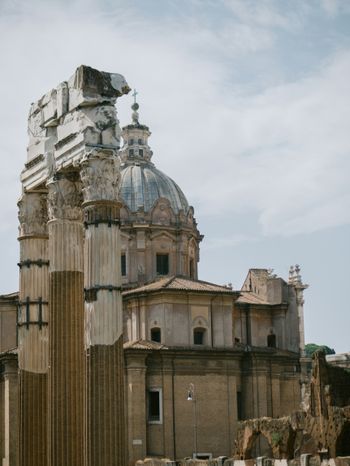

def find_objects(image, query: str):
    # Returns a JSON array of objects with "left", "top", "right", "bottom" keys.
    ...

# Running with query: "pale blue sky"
[{"left": 0, "top": 0, "right": 349, "bottom": 351}]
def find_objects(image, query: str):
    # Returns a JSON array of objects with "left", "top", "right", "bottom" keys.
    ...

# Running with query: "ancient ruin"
[
  {"left": 18, "top": 65, "right": 130, "bottom": 466},
  {"left": 234, "top": 351, "right": 350, "bottom": 459}
]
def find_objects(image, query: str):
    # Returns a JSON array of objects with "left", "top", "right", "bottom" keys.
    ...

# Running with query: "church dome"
[
  {"left": 120, "top": 164, "right": 189, "bottom": 214},
  {"left": 119, "top": 94, "right": 189, "bottom": 214},
  {"left": 118, "top": 91, "right": 202, "bottom": 287}
]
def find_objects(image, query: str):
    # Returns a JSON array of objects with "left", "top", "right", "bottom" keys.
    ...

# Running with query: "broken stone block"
[
  {"left": 68, "top": 65, "right": 129, "bottom": 111},
  {"left": 40, "top": 88, "right": 57, "bottom": 127},
  {"left": 57, "top": 82, "right": 69, "bottom": 119},
  {"left": 22, "top": 65, "right": 129, "bottom": 189}
]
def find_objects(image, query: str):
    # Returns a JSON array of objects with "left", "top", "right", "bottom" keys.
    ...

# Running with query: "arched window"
[
  {"left": 267, "top": 333, "right": 276, "bottom": 348},
  {"left": 151, "top": 327, "right": 161, "bottom": 343},
  {"left": 193, "top": 327, "right": 206, "bottom": 345},
  {"left": 189, "top": 259, "right": 194, "bottom": 278}
]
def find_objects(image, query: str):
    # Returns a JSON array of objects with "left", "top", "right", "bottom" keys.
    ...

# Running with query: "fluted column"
[
  {"left": 17, "top": 191, "right": 49, "bottom": 466},
  {"left": 47, "top": 172, "right": 86, "bottom": 466},
  {"left": 80, "top": 149, "right": 126, "bottom": 466}
]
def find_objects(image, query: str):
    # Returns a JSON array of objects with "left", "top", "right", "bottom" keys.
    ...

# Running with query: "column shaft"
[
  {"left": 47, "top": 175, "right": 86, "bottom": 466},
  {"left": 85, "top": 211, "right": 126, "bottom": 466},
  {"left": 17, "top": 192, "right": 49, "bottom": 466},
  {"left": 81, "top": 150, "right": 126, "bottom": 466}
]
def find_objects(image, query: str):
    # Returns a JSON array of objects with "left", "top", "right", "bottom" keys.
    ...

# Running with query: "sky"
[{"left": 0, "top": 0, "right": 349, "bottom": 352}]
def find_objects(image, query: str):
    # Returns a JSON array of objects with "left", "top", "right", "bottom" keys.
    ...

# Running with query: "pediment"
[
  {"left": 150, "top": 230, "right": 176, "bottom": 242},
  {"left": 150, "top": 197, "right": 176, "bottom": 226}
]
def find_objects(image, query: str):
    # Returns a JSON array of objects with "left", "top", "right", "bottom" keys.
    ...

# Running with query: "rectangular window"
[
  {"left": 147, "top": 389, "right": 162, "bottom": 423},
  {"left": 189, "top": 258, "right": 194, "bottom": 278},
  {"left": 139, "top": 149, "right": 143, "bottom": 157},
  {"left": 129, "top": 149, "right": 134, "bottom": 157},
  {"left": 121, "top": 254, "right": 126, "bottom": 276},
  {"left": 156, "top": 254, "right": 169, "bottom": 275},
  {"left": 237, "top": 391, "right": 243, "bottom": 421}
]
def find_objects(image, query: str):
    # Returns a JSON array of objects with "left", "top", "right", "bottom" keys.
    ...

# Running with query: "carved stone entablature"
[
  {"left": 18, "top": 191, "right": 48, "bottom": 236},
  {"left": 80, "top": 149, "right": 120, "bottom": 203},
  {"left": 22, "top": 66, "right": 129, "bottom": 191},
  {"left": 47, "top": 172, "right": 83, "bottom": 221}
]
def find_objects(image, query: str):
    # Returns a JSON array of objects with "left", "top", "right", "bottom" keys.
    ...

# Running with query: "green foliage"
[
  {"left": 305, "top": 343, "right": 335, "bottom": 357},
  {"left": 271, "top": 431, "right": 282, "bottom": 446}
]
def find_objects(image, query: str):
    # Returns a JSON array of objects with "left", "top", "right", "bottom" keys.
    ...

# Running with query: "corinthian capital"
[
  {"left": 80, "top": 148, "right": 120, "bottom": 204},
  {"left": 47, "top": 172, "right": 83, "bottom": 221},
  {"left": 18, "top": 191, "right": 48, "bottom": 236}
]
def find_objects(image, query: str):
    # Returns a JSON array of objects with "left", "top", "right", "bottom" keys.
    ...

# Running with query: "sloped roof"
[
  {"left": 236, "top": 291, "right": 270, "bottom": 305},
  {"left": 122, "top": 276, "right": 238, "bottom": 297},
  {"left": 123, "top": 339, "right": 168, "bottom": 350},
  {"left": 0, "top": 292, "right": 18, "bottom": 300}
]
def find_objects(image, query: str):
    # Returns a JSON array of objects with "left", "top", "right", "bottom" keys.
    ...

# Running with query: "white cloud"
[{"left": 0, "top": 0, "right": 349, "bottom": 295}]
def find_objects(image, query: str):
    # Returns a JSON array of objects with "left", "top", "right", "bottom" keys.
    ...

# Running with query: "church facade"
[{"left": 0, "top": 66, "right": 307, "bottom": 466}]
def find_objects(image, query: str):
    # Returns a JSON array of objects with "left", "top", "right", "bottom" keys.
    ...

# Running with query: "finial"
[{"left": 131, "top": 88, "right": 139, "bottom": 124}]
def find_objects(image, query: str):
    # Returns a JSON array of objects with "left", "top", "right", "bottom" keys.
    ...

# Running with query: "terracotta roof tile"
[
  {"left": 123, "top": 339, "right": 168, "bottom": 350},
  {"left": 236, "top": 291, "right": 270, "bottom": 305},
  {"left": 123, "top": 276, "right": 238, "bottom": 297}
]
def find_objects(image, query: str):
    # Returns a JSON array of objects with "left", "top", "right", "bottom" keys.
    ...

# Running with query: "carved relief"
[
  {"left": 47, "top": 173, "right": 83, "bottom": 221},
  {"left": 18, "top": 191, "right": 48, "bottom": 236},
  {"left": 151, "top": 198, "right": 175, "bottom": 225},
  {"left": 187, "top": 206, "right": 194, "bottom": 225},
  {"left": 80, "top": 149, "right": 120, "bottom": 202}
]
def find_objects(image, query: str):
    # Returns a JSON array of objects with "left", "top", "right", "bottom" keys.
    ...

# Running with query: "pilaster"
[
  {"left": 47, "top": 172, "right": 86, "bottom": 466},
  {"left": 124, "top": 352, "right": 148, "bottom": 465},
  {"left": 1, "top": 356, "right": 18, "bottom": 466},
  {"left": 17, "top": 191, "right": 49, "bottom": 466},
  {"left": 80, "top": 149, "right": 126, "bottom": 466}
]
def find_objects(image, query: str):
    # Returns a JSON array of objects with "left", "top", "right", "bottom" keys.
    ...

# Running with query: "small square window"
[
  {"left": 156, "top": 254, "right": 169, "bottom": 275},
  {"left": 193, "top": 328, "right": 205, "bottom": 345},
  {"left": 151, "top": 327, "right": 161, "bottom": 343}
]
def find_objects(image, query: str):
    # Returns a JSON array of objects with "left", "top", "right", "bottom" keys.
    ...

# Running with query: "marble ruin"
[{"left": 18, "top": 65, "right": 129, "bottom": 466}]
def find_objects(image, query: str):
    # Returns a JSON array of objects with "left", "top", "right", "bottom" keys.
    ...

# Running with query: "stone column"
[
  {"left": 80, "top": 149, "right": 126, "bottom": 466},
  {"left": 17, "top": 191, "right": 49, "bottom": 466},
  {"left": 47, "top": 172, "right": 86, "bottom": 466},
  {"left": 289, "top": 264, "right": 308, "bottom": 355}
]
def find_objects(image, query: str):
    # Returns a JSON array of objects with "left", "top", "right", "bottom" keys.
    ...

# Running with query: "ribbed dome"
[{"left": 120, "top": 163, "right": 189, "bottom": 214}]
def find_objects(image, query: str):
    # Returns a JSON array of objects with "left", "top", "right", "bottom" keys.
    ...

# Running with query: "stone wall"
[
  {"left": 0, "top": 294, "right": 17, "bottom": 353},
  {"left": 234, "top": 351, "right": 350, "bottom": 459},
  {"left": 134, "top": 457, "right": 350, "bottom": 466}
]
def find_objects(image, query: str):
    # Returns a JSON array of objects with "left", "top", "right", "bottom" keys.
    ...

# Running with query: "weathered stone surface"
[
  {"left": 22, "top": 65, "right": 129, "bottom": 190},
  {"left": 234, "top": 351, "right": 350, "bottom": 459},
  {"left": 80, "top": 148, "right": 120, "bottom": 204}
]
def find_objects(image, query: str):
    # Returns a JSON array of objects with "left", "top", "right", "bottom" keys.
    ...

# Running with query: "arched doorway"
[
  {"left": 245, "top": 433, "right": 273, "bottom": 459},
  {"left": 336, "top": 422, "right": 350, "bottom": 456}
]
